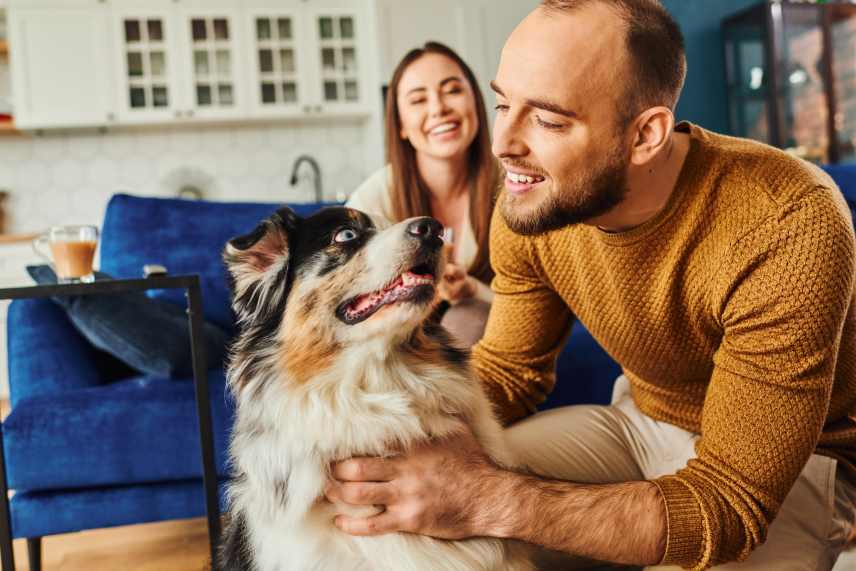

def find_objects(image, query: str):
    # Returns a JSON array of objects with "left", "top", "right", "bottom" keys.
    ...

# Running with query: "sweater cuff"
[
  {"left": 651, "top": 476, "right": 707, "bottom": 569},
  {"left": 479, "top": 378, "right": 532, "bottom": 426}
]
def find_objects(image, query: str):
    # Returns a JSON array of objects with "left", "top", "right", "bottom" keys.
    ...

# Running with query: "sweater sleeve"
[
  {"left": 471, "top": 204, "right": 574, "bottom": 425},
  {"left": 653, "top": 189, "right": 855, "bottom": 569}
]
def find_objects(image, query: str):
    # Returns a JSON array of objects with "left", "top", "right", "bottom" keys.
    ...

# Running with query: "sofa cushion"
[
  {"left": 3, "top": 370, "right": 233, "bottom": 491},
  {"left": 6, "top": 299, "right": 105, "bottom": 407},
  {"left": 26, "top": 265, "right": 229, "bottom": 379},
  {"left": 10, "top": 478, "right": 228, "bottom": 539},
  {"left": 100, "top": 194, "right": 336, "bottom": 333}
]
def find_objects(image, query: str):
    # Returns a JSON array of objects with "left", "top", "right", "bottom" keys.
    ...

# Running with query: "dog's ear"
[{"left": 224, "top": 207, "right": 300, "bottom": 323}]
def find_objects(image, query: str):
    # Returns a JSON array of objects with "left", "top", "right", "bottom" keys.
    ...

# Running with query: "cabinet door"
[
  {"left": 244, "top": 0, "right": 305, "bottom": 118},
  {"left": 112, "top": 1, "right": 183, "bottom": 124},
  {"left": 176, "top": 0, "right": 246, "bottom": 120},
  {"left": 8, "top": 2, "right": 115, "bottom": 129},
  {"left": 303, "top": 0, "right": 373, "bottom": 115}
]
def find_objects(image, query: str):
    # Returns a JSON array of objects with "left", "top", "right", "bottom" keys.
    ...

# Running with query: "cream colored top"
[{"left": 347, "top": 165, "right": 492, "bottom": 301}]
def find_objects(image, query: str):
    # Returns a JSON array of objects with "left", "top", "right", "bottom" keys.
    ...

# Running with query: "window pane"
[
  {"left": 321, "top": 48, "right": 336, "bottom": 71},
  {"left": 259, "top": 49, "right": 274, "bottom": 73},
  {"left": 152, "top": 85, "right": 168, "bottom": 107},
  {"left": 197, "top": 84, "right": 212, "bottom": 106},
  {"left": 218, "top": 84, "right": 234, "bottom": 106},
  {"left": 213, "top": 19, "right": 229, "bottom": 40},
  {"left": 345, "top": 80, "right": 358, "bottom": 102},
  {"left": 216, "top": 50, "right": 231, "bottom": 75},
  {"left": 340, "top": 17, "right": 354, "bottom": 39},
  {"left": 150, "top": 51, "right": 166, "bottom": 77},
  {"left": 147, "top": 20, "right": 163, "bottom": 42},
  {"left": 283, "top": 82, "right": 297, "bottom": 103},
  {"left": 124, "top": 20, "right": 141, "bottom": 43},
  {"left": 194, "top": 51, "right": 210, "bottom": 75},
  {"left": 261, "top": 82, "right": 276, "bottom": 104},
  {"left": 127, "top": 52, "right": 144, "bottom": 77},
  {"left": 324, "top": 81, "right": 338, "bottom": 101},
  {"left": 280, "top": 49, "right": 295, "bottom": 73},
  {"left": 130, "top": 87, "right": 146, "bottom": 108},
  {"left": 256, "top": 18, "right": 271, "bottom": 40},
  {"left": 319, "top": 17, "right": 334, "bottom": 39},
  {"left": 278, "top": 18, "right": 292, "bottom": 40},
  {"left": 192, "top": 19, "right": 208, "bottom": 42},
  {"left": 342, "top": 48, "right": 356, "bottom": 73}
]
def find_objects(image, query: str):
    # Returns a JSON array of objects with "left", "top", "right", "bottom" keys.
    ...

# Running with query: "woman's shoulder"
[{"left": 346, "top": 165, "right": 393, "bottom": 216}]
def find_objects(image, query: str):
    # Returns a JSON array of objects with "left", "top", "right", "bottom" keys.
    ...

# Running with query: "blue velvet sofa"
[{"left": 5, "top": 163, "right": 856, "bottom": 567}]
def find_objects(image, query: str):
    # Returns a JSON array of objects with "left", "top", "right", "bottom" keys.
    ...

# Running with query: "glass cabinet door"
[
  {"left": 315, "top": 13, "right": 360, "bottom": 105},
  {"left": 254, "top": 14, "right": 300, "bottom": 107},
  {"left": 181, "top": 11, "right": 243, "bottom": 117},
  {"left": 117, "top": 14, "right": 176, "bottom": 119},
  {"left": 724, "top": 17, "right": 772, "bottom": 144},
  {"left": 777, "top": 5, "right": 829, "bottom": 163},
  {"left": 830, "top": 7, "right": 856, "bottom": 164}
]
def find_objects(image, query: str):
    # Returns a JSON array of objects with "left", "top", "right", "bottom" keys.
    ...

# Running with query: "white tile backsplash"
[{"left": 0, "top": 119, "right": 380, "bottom": 397}]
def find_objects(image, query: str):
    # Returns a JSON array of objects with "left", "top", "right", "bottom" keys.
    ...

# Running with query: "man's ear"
[
  {"left": 224, "top": 207, "right": 300, "bottom": 323},
  {"left": 629, "top": 106, "right": 675, "bottom": 167}
]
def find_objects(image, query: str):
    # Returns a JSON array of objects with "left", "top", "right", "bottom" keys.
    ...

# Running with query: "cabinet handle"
[
  {"left": 314, "top": 105, "right": 322, "bottom": 113},
  {"left": 106, "top": 112, "right": 116, "bottom": 122},
  {"left": 302, "top": 105, "right": 311, "bottom": 113},
  {"left": 174, "top": 110, "right": 183, "bottom": 118},
  {"left": 186, "top": 110, "right": 194, "bottom": 118}
]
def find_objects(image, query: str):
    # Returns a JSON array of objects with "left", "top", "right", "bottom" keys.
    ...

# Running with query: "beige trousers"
[{"left": 505, "top": 376, "right": 856, "bottom": 571}]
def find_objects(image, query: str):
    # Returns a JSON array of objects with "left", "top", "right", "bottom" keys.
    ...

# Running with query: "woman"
[{"left": 347, "top": 42, "right": 500, "bottom": 346}]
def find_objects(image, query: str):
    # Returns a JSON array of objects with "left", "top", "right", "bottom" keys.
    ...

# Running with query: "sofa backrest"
[{"left": 100, "top": 194, "right": 334, "bottom": 333}]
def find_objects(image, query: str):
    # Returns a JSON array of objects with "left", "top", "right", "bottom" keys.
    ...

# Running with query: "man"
[{"left": 325, "top": 1, "right": 856, "bottom": 569}]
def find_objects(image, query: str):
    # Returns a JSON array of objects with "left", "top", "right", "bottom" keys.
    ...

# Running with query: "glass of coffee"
[{"left": 33, "top": 225, "right": 99, "bottom": 283}]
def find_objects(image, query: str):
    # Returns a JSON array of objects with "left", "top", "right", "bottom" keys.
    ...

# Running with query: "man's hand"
[
  {"left": 326, "top": 426, "right": 499, "bottom": 539},
  {"left": 437, "top": 263, "right": 477, "bottom": 303}
]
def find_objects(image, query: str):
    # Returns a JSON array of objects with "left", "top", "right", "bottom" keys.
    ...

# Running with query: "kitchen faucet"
[{"left": 289, "top": 155, "right": 323, "bottom": 203}]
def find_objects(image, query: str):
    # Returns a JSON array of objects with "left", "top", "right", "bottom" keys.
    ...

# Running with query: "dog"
[{"left": 218, "top": 206, "right": 532, "bottom": 571}]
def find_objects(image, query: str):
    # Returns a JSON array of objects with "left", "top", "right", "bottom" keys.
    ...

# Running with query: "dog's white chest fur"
[{"left": 225, "top": 347, "right": 530, "bottom": 571}]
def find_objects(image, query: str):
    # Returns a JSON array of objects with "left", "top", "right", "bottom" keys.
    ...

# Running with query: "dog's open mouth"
[{"left": 336, "top": 264, "right": 436, "bottom": 325}]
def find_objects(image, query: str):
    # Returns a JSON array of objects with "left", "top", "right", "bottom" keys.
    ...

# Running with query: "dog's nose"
[{"left": 406, "top": 217, "right": 443, "bottom": 241}]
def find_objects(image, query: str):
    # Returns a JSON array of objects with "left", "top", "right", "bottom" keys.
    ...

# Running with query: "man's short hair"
[{"left": 541, "top": 0, "right": 686, "bottom": 124}]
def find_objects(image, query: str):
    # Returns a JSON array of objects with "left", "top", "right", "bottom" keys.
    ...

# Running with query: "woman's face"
[{"left": 396, "top": 53, "right": 480, "bottom": 163}]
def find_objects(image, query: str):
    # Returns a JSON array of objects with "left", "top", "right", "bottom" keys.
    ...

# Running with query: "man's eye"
[
  {"left": 333, "top": 228, "right": 359, "bottom": 243},
  {"left": 536, "top": 116, "right": 564, "bottom": 130}
]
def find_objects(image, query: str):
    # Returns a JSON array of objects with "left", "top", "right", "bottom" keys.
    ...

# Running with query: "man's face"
[{"left": 492, "top": 4, "right": 632, "bottom": 235}]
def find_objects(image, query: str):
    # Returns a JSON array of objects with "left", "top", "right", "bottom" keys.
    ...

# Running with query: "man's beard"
[{"left": 501, "top": 146, "right": 630, "bottom": 236}]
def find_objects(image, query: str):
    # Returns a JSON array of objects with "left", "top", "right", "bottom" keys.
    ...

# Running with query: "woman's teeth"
[
  {"left": 430, "top": 122, "right": 458, "bottom": 135},
  {"left": 507, "top": 171, "right": 545, "bottom": 184}
]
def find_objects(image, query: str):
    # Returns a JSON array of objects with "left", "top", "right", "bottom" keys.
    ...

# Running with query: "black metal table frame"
[{"left": 0, "top": 275, "right": 221, "bottom": 570}]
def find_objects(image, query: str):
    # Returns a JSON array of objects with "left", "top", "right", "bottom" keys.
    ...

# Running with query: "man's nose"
[{"left": 492, "top": 111, "right": 526, "bottom": 159}]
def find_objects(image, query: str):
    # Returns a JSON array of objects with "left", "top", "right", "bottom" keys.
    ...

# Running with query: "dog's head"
[{"left": 224, "top": 206, "right": 446, "bottom": 382}]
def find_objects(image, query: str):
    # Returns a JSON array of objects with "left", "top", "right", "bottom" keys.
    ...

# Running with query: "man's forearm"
[{"left": 478, "top": 469, "right": 667, "bottom": 566}]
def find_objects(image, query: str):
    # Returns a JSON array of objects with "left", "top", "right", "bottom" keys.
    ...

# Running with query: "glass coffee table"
[{"left": 0, "top": 275, "right": 221, "bottom": 570}]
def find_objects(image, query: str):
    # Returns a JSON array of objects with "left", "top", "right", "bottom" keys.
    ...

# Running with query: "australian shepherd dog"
[{"left": 217, "top": 206, "right": 531, "bottom": 571}]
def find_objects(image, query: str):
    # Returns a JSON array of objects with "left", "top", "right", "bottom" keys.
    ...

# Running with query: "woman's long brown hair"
[{"left": 385, "top": 42, "right": 499, "bottom": 283}]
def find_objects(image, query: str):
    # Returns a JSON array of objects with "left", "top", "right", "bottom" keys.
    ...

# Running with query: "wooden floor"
[{"left": 11, "top": 518, "right": 210, "bottom": 571}]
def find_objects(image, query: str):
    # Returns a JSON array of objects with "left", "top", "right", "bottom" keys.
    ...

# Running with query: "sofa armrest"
[{"left": 7, "top": 299, "right": 103, "bottom": 407}]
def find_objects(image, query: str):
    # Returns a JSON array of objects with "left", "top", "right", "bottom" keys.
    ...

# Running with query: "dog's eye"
[{"left": 333, "top": 228, "right": 359, "bottom": 243}]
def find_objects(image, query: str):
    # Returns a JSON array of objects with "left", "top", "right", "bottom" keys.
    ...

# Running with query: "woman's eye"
[
  {"left": 333, "top": 228, "right": 359, "bottom": 243},
  {"left": 409, "top": 98, "right": 426, "bottom": 105},
  {"left": 495, "top": 104, "right": 509, "bottom": 113}
]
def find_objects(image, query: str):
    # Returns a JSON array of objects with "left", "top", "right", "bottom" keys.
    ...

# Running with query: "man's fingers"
[
  {"left": 335, "top": 511, "right": 402, "bottom": 536},
  {"left": 328, "top": 481, "right": 397, "bottom": 505},
  {"left": 332, "top": 457, "right": 397, "bottom": 482}
]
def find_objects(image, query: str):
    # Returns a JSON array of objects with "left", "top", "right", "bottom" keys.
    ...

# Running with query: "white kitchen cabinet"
[
  {"left": 7, "top": 0, "right": 379, "bottom": 130},
  {"left": 244, "top": 0, "right": 374, "bottom": 119},
  {"left": 8, "top": 0, "right": 115, "bottom": 130},
  {"left": 112, "top": 0, "right": 247, "bottom": 124}
]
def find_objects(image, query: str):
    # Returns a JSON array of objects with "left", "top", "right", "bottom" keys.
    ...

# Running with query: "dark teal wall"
[{"left": 662, "top": 0, "right": 761, "bottom": 134}]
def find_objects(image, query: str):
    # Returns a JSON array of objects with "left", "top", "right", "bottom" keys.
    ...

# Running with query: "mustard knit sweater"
[{"left": 472, "top": 123, "right": 856, "bottom": 569}]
